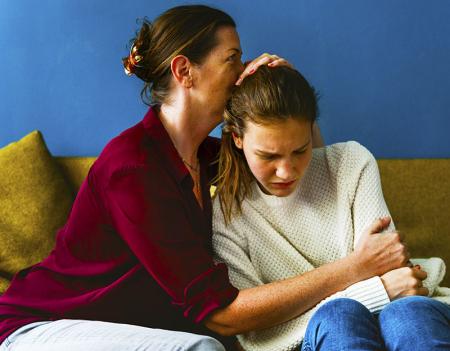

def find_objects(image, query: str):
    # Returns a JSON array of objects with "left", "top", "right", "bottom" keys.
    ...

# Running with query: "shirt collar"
[{"left": 142, "top": 106, "right": 213, "bottom": 184}]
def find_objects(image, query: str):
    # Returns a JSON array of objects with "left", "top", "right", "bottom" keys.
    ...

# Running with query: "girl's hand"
[
  {"left": 352, "top": 217, "right": 410, "bottom": 279},
  {"left": 236, "top": 53, "right": 293, "bottom": 86},
  {"left": 381, "top": 266, "right": 429, "bottom": 300}
]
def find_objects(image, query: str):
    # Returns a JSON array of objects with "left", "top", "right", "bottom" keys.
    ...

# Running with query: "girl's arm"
[
  {"left": 349, "top": 142, "right": 428, "bottom": 300},
  {"left": 205, "top": 217, "right": 406, "bottom": 336}
]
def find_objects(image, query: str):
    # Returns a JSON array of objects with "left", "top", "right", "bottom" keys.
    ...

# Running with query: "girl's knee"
[
  {"left": 310, "top": 298, "right": 372, "bottom": 330},
  {"left": 380, "top": 296, "right": 437, "bottom": 321},
  {"left": 315, "top": 298, "right": 369, "bottom": 318},
  {"left": 304, "top": 299, "right": 382, "bottom": 349},
  {"left": 379, "top": 295, "right": 450, "bottom": 332},
  {"left": 379, "top": 297, "right": 450, "bottom": 348}
]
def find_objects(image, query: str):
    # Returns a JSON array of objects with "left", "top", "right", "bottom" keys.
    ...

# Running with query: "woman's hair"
[
  {"left": 215, "top": 65, "right": 319, "bottom": 224},
  {"left": 123, "top": 5, "right": 235, "bottom": 105}
]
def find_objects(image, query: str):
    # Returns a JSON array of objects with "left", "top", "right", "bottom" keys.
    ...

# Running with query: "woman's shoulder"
[{"left": 89, "top": 121, "right": 159, "bottom": 182}]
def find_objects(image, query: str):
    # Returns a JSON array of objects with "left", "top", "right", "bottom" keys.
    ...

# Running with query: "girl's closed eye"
[
  {"left": 293, "top": 149, "right": 307, "bottom": 156},
  {"left": 257, "top": 153, "right": 278, "bottom": 161}
]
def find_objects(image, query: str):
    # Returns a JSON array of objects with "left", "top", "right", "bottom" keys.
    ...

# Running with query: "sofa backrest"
[
  {"left": 377, "top": 159, "right": 450, "bottom": 287},
  {"left": 55, "top": 157, "right": 450, "bottom": 287}
]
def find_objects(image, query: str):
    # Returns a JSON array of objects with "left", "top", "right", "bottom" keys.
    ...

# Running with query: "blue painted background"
[{"left": 1, "top": 0, "right": 449, "bottom": 157}]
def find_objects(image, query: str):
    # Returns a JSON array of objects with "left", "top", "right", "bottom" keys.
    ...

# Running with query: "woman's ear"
[
  {"left": 170, "top": 55, "right": 193, "bottom": 88},
  {"left": 232, "top": 132, "right": 243, "bottom": 149}
]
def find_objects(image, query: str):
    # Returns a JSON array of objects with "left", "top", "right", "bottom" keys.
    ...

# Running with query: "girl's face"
[
  {"left": 233, "top": 118, "right": 313, "bottom": 197},
  {"left": 190, "top": 26, "right": 244, "bottom": 124}
]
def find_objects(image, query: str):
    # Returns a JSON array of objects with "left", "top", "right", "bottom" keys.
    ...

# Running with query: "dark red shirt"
[{"left": 0, "top": 107, "right": 238, "bottom": 345}]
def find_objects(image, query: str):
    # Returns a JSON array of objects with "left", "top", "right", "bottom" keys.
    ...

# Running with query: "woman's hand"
[
  {"left": 236, "top": 53, "right": 293, "bottom": 85},
  {"left": 351, "top": 217, "right": 410, "bottom": 279},
  {"left": 381, "top": 266, "right": 429, "bottom": 300}
]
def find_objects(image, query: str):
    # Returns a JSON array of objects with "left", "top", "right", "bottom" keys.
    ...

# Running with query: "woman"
[
  {"left": 0, "top": 5, "right": 409, "bottom": 351},
  {"left": 212, "top": 65, "right": 450, "bottom": 350}
]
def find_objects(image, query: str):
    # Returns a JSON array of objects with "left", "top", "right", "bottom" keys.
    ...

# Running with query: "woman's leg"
[
  {"left": 0, "top": 319, "right": 225, "bottom": 351},
  {"left": 379, "top": 296, "right": 450, "bottom": 350},
  {"left": 301, "top": 298, "right": 385, "bottom": 351}
]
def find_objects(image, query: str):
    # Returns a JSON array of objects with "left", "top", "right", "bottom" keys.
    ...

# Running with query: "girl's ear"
[{"left": 232, "top": 132, "right": 243, "bottom": 149}]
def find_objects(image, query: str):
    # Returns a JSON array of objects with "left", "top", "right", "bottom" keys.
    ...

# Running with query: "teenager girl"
[{"left": 213, "top": 65, "right": 450, "bottom": 351}]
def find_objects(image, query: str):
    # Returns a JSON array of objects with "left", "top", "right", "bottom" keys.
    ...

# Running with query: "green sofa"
[
  {"left": 54, "top": 157, "right": 450, "bottom": 287},
  {"left": 0, "top": 131, "right": 449, "bottom": 295}
]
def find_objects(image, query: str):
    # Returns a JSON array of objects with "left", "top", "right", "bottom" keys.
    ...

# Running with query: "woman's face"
[
  {"left": 234, "top": 118, "right": 313, "bottom": 197},
  {"left": 190, "top": 26, "right": 244, "bottom": 124}
]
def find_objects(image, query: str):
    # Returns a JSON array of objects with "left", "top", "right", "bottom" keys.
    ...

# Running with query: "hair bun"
[{"left": 122, "top": 20, "right": 154, "bottom": 81}]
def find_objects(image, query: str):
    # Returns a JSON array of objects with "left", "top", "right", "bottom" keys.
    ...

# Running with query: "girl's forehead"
[
  {"left": 245, "top": 118, "right": 308, "bottom": 135},
  {"left": 243, "top": 119, "right": 312, "bottom": 150}
]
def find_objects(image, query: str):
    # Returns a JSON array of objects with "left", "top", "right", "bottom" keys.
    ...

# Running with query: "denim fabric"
[
  {"left": 379, "top": 296, "right": 450, "bottom": 350},
  {"left": 0, "top": 319, "right": 225, "bottom": 351},
  {"left": 302, "top": 297, "right": 450, "bottom": 351}
]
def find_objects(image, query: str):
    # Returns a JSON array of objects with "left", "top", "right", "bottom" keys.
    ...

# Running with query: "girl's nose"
[{"left": 275, "top": 160, "right": 295, "bottom": 180}]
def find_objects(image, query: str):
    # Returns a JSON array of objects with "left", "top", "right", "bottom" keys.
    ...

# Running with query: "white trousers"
[{"left": 0, "top": 320, "right": 225, "bottom": 351}]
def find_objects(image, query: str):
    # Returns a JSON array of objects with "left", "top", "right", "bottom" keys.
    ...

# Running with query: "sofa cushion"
[
  {"left": 55, "top": 156, "right": 97, "bottom": 193},
  {"left": 0, "top": 131, "right": 74, "bottom": 293}
]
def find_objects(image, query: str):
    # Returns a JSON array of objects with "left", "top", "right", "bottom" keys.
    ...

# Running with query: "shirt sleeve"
[{"left": 104, "top": 166, "right": 238, "bottom": 323}]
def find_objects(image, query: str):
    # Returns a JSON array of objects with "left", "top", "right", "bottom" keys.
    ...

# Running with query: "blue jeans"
[
  {"left": 301, "top": 297, "right": 450, "bottom": 351},
  {"left": 0, "top": 319, "right": 225, "bottom": 351}
]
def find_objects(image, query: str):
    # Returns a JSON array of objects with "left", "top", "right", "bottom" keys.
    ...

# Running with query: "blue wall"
[{"left": 1, "top": 0, "right": 449, "bottom": 157}]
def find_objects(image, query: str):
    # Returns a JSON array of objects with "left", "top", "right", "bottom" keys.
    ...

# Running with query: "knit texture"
[{"left": 213, "top": 141, "right": 449, "bottom": 351}]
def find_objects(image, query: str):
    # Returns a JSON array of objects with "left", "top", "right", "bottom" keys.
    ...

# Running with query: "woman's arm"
[
  {"left": 105, "top": 166, "right": 239, "bottom": 323},
  {"left": 205, "top": 217, "right": 406, "bottom": 336}
]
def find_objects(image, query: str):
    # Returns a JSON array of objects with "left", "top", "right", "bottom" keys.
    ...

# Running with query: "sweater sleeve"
[
  {"left": 330, "top": 141, "right": 395, "bottom": 312},
  {"left": 316, "top": 276, "right": 390, "bottom": 313},
  {"left": 345, "top": 141, "right": 395, "bottom": 247},
  {"left": 212, "top": 204, "right": 264, "bottom": 290}
]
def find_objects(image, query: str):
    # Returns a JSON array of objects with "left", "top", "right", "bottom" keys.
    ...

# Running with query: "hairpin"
[{"left": 124, "top": 44, "right": 144, "bottom": 76}]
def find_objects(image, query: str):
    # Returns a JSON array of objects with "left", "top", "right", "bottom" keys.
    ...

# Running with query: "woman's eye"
[
  {"left": 293, "top": 149, "right": 306, "bottom": 156},
  {"left": 227, "top": 54, "right": 236, "bottom": 62}
]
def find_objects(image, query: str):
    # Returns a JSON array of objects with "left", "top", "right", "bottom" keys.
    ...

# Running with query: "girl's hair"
[
  {"left": 123, "top": 5, "right": 235, "bottom": 105},
  {"left": 215, "top": 65, "right": 319, "bottom": 224}
]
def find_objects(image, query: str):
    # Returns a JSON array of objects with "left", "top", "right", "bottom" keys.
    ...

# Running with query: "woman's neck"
[{"left": 159, "top": 102, "right": 218, "bottom": 164}]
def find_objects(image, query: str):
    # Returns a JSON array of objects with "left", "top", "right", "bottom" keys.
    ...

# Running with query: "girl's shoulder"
[
  {"left": 306, "top": 141, "right": 377, "bottom": 188},
  {"left": 312, "top": 141, "right": 375, "bottom": 170}
]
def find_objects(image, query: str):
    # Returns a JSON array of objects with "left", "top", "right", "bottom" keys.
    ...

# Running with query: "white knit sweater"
[{"left": 212, "top": 141, "right": 447, "bottom": 351}]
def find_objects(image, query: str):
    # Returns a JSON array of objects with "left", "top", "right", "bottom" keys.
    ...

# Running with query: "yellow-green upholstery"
[
  {"left": 378, "top": 160, "right": 450, "bottom": 287},
  {"left": 0, "top": 131, "right": 74, "bottom": 293},
  {"left": 1, "top": 131, "right": 449, "bottom": 293},
  {"left": 55, "top": 156, "right": 97, "bottom": 192}
]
